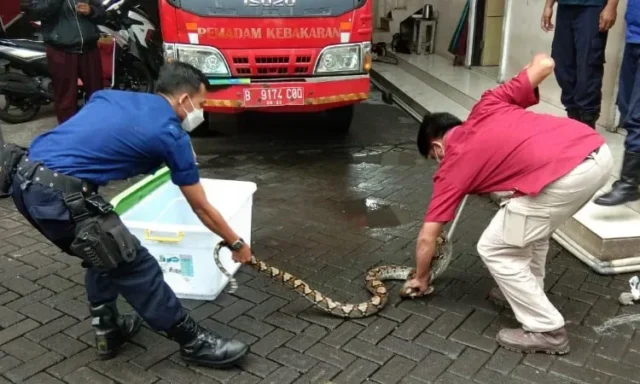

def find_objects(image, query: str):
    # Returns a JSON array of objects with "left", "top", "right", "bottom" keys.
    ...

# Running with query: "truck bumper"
[{"left": 203, "top": 74, "right": 370, "bottom": 114}]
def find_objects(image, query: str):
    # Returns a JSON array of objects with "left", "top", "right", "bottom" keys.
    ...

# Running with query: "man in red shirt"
[{"left": 405, "top": 53, "right": 613, "bottom": 354}]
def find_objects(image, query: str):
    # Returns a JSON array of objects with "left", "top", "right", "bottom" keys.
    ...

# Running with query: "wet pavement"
[{"left": 2, "top": 86, "right": 640, "bottom": 384}]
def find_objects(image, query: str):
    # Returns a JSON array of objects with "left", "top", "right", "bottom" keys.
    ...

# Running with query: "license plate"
[{"left": 243, "top": 87, "right": 304, "bottom": 107}]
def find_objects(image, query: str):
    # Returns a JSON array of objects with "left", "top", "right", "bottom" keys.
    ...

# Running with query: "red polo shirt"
[{"left": 424, "top": 69, "right": 605, "bottom": 223}]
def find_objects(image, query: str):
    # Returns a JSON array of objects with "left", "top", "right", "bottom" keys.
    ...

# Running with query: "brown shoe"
[
  {"left": 488, "top": 287, "right": 511, "bottom": 309},
  {"left": 497, "top": 327, "right": 570, "bottom": 355}
]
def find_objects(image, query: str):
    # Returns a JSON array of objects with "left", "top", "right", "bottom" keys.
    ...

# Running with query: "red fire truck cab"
[
  {"left": 159, "top": 0, "right": 373, "bottom": 133},
  {"left": 0, "top": 0, "right": 23, "bottom": 36}
]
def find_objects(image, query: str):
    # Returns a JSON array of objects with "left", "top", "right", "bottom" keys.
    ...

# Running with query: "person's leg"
[
  {"left": 84, "top": 267, "right": 142, "bottom": 360},
  {"left": 478, "top": 145, "right": 612, "bottom": 353},
  {"left": 45, "top": 45, "right": 79, "bottom": 124},
  {"left": 487, "top": 237, "right": 548, "bottom": 310},
  {"left": 478, "top": 208, "right": 566, "bottom": 341},
  {"left": 77, "top": 47, "right": 104, "bottom": 101},
  {"left": 594, "top": 43, "right": 640, "bottom": 206},
  {"left": 551, "top": 5, "right": 578, "bottom": 118},
  {"left": 104, "top": 242, "right": 249, "bottom": 367},
  {"left": 613, "top": 43, "right": 635, "bottom": 129},
  {"left": 103, "top": 244, "right": 186, "bottom": 331},
  {"left": 529, "top": 239, "right": 549, "bottom": 290},
  {"left": 573, "top": 5, "right": 608, "bottom": 128},
  {"left": 10, "top": 176, "right": 142, "bottom": 359}
]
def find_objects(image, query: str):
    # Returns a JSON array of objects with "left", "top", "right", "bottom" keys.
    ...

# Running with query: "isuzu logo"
[{"left": 244, "top": 0, "right": 296, "bottom": 7}]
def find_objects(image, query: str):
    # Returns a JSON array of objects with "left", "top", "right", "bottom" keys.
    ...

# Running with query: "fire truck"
[{"left": 159, "top": 0, "right": 373, "bottom": 133}]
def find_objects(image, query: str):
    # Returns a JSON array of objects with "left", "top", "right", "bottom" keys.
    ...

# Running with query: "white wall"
[
  {"left": 505, "top": 0, "right": 627, "bottom": 128},
  {"left": 374, "top": 0, "right": 627, "bottom": 128},
  {"left": 424, "top": 0, "right": 627, "bottom": 128},
  {"left": 374, "top": 0, "right": 468, "bottom": 54},
  {"left": 428, "top": 0, "right": 469, "bottom": 57}
]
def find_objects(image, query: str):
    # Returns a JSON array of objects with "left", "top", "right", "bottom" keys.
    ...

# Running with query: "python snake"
[{"left": 213, "top": 232, "right": 452, "bottom": 318}]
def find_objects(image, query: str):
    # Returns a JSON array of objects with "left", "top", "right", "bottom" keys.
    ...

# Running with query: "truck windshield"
[{"left": 173, "top": 0, "right": 362, "bottom": 18}]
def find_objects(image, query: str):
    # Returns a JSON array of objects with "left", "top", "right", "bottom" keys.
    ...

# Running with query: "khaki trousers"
[{"left": 477, "top": 144, "right": 613, "bottom": 332}]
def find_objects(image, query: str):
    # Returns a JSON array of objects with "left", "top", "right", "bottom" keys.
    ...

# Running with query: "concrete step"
[{"left": 370, "top": 52, "right": 640, "bottom": 275}]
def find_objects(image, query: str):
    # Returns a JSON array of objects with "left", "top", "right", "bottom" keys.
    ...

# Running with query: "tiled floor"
[
  {"left": 4, "top": 91, "right": 640, "bottom": 383},
  {"left": 372, "top": 53, "right": 640, "bottom": 265}
]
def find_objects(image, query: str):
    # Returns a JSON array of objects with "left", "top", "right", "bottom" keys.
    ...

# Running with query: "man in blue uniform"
[
  {"left": 0, "top": 62, "right": 251, "bottom": 367},
  {"left": 594, "top": 1, "right": 640, "bottom": 206},
  {"left": 542, "top": 0, "right": 619, "bottom": 128}
]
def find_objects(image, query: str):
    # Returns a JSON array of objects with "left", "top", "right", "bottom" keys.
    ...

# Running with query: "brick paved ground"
[{"left": 2, "top": 90, "right": 640, "bottom": 384}]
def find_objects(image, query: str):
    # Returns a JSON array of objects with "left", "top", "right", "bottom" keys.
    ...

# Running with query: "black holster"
[
  {"left": 68, "top": 195, "right": 139, "bottom": 270},
  {"left": 0, "top": 143, "right": 27, "bottom": 198}
]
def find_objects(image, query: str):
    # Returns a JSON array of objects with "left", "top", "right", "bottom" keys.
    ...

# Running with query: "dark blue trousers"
[
  {"left": 551, "top": 4, "right": 608, "bottom": 114},
  {"left": 616, "top": 43, "right": 640, "bottom": 153},
  {"left": 11, "top": 174, "right": 186, "bottom": 331}
]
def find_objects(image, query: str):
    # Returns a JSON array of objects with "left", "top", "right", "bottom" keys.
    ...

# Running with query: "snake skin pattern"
[{"left": 213, "top": 232, "right": 452, "bottom": 318}]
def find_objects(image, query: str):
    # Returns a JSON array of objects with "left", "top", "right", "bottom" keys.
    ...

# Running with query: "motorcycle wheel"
[
  {"left": 113, "top": 61, "right": 154, "bottom": 93},
  {"left": 0, "top": 73, "right": 41, "bottom": 124}
]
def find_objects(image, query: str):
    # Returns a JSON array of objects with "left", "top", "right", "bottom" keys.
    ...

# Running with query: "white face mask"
[{"left": 181, "top": 96, "right": 205, "bottom": 132}]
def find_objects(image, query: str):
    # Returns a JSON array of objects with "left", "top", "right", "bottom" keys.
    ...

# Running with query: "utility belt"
[{"left": 9, "top": 154, "right": 138, "bottom": 270}]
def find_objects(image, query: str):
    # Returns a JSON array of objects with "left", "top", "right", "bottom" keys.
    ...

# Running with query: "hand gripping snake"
[
  {"left": 211, "top": 196, "right": 469, "bottom": 319},
  {"left": 214, "top": 233, "right": 452, "bottom": 318}
]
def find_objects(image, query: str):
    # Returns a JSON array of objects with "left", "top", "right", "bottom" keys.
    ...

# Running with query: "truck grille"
[{"left": 226, "top": 50, "right": 316, "bottom": 77}]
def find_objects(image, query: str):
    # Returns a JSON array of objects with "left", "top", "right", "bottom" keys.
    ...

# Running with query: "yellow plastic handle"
[{"left": 144, "top": 229, "right": 184, "bottom": 243}]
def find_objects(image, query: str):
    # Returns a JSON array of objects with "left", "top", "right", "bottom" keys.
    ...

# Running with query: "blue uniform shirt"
[
  {"left": 557, "top": 0, "right": 605, "bottom": 5},
  {"left": 27, "top": 90, "right": 199, "bottom": 187},
  {"left": 627, "top": 0, "right": 640, "bottom": 43}
]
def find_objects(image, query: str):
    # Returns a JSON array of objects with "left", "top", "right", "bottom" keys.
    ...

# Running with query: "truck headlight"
[
  {"left": 163, "top": 43, "right": 230, "bottom": 77},
  {"left": 314, "top": 44, "right": 363, "bottom": 75}
]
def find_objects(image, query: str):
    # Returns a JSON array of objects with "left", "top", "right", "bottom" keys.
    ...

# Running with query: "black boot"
[
  {"left": 166, "top": 315, "right": 248, "bottom": 368},
  {"left": 90, "top": 301, "right": 142, "bottom": 359},
  {"left": 594, "top": 151, "right": 640, "bottom": 206},
  {"left": 579, "top": 111, "right": 600, "bottom": 129}
]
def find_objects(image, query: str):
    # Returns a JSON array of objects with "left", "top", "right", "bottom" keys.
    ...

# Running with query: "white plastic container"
[{"left": 118, "top": 178, "right": 257, "bottom": 301}]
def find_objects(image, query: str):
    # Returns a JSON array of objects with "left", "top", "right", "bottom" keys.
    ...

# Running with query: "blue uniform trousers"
[
  {"left": 617, "top": 43, "right": 640, "bottom": 153},
  {"left": 11, "top": 173, "right": 186, "bottom": 331},
  {"left": 551, "top": 4, "right": 608, "bottom": 114}
]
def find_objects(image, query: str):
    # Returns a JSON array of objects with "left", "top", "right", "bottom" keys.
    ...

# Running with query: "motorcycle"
[{"left": 0, "top": 0, "right": 163, "bottom": 124}]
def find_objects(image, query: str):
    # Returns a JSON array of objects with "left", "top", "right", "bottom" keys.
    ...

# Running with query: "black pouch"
[
  {"left": 70, "top": 212, "right": 139, "bottom": 270},
  {"left": 0, "top": 143, "right": 27, "bottom": 197}
]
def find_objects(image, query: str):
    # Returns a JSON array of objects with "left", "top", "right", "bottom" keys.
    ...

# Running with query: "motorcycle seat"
[{"left": 0, "top": 39, "right": 47, "bottom": 53}]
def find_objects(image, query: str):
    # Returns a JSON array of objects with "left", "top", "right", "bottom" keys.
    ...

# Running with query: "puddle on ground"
[
  {"left": 351, "top": 151, "right": 426, "bottom": 166},
  {"left": 341, "top": 197, "right": 414, "bottom": 228}
]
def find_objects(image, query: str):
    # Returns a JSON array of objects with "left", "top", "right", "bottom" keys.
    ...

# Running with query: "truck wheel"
[{"left": 326, "top": 105, "right": 354, "bottom": 135}]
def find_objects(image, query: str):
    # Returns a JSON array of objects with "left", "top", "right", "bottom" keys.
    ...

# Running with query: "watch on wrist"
[{"left": 227, "top": 238, "right": 245, "bottom": 251}]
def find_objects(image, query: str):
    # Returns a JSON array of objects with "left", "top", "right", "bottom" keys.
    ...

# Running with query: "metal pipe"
[
  {"left": 447, "top": 195, "right": 469, "bottom": 241},
  {"left": 465, "top": 0, "right": 478, "bottom": 68},
  {"left": 497, "top": 0, "right": 513, "bottom": 83}
]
